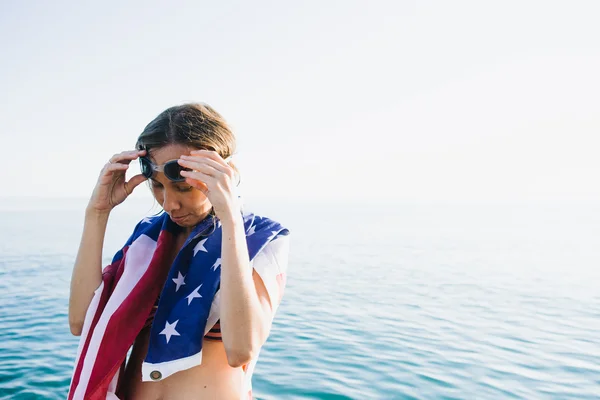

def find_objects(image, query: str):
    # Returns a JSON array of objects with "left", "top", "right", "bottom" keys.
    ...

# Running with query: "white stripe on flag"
[
  {"left": 73, "top": 234, "right": 157, "bottom": 399},
  {"left": 71, "top": 281, "right": 104, "bottom": 383}
]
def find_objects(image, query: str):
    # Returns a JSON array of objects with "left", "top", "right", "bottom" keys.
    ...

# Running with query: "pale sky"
[{"left": 1, "top": 1, "right": 599, "bottom": 204}]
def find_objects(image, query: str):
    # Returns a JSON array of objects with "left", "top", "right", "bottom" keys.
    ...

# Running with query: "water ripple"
[{"left": 2, "top": 204, "right": 600, "bottom": 398}]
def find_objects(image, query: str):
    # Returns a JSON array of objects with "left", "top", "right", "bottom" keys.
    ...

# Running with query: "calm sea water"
[{"left": 0, "top": 198, "right": 599, "bottom": 399}]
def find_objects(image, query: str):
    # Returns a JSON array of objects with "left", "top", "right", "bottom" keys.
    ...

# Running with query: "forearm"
[
  {"left": 218, "top": 211, "right": 267, "bottom": 366},
  {"left": 68, "top": 208, "right": 109, "bottom": 335}
]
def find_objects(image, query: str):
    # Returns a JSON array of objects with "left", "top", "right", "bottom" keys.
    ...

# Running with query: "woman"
[{"left": 68, "top": 103, "right": 290, "bottom": 400}]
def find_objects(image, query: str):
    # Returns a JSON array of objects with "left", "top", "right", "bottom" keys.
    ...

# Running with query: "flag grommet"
[{"left": 150, "top": 370, "right": 162, "bottom": 380}]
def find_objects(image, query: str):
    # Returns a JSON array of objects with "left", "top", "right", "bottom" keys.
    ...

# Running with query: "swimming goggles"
[{"left": 139, "top": 155, "right": 233, "bottom": 183}]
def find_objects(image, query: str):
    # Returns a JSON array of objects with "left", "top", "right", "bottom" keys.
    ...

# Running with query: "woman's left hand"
[{"left": 177, "top": 150, "right": 240, "bottom": 220}]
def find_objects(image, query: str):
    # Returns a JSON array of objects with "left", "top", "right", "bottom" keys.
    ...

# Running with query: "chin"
[
  {"left": 181, "top": 215, "right": 205, "bottom": 227},
  {"left": 170, "top": 214, "right": 192, "bottom": 225},
  {"left": 170, "top": 209, "right": 211, "bottom": 228}
]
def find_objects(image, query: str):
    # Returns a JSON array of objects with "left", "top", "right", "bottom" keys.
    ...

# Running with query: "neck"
[{"left": 183, "top": 208, "right": 214, "bottom": 237}]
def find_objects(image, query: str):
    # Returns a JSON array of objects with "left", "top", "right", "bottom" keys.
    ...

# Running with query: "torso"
[
  {"left": 119, "top": 232, "right": 246, "bottom": 400},
  {"left": 120, "top": 327, "right": 244, "bottom": 400}
]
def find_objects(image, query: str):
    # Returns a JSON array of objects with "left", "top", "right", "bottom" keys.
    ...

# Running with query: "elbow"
[
  {"left": 225, "top": 346, "right": 256, "bottom": 368},
  {"left": 226, "top": 352, "right": 253, "bottom": 368},
  {"left": 69, "top": 315, "right": 83, "bottom": 337},
  {"left": 224, "top": 325, "right": 270, "bottom": 367},
  {"left": 70, "top": 324, "right": 83, "bottom": 337}
]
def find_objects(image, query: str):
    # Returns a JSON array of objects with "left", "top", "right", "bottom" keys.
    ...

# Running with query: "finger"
[
  {"left": 180, "top": 154, "right": 226, "bottom": 170},
  {"left": 179, "top": 156, "right": 234, "bottom": 179},
  {"left": 189, "top": 150, "right": 232, "bottom": 168},
  {"left": 109, "top": 149, "right": 146, "bottom": 164},
  {"left": 177, "top": 158, "right": 222, "bottom": 177},
  {"left": 179, "top": 169, "right": 215, "bottom": 183},
  {"left": 185, "top": 177, "right": 209, "bottom": 195},
  {"left": 179, "top": 170, "right": 217, "bottom": 195},
  {"left": 113, "top": 150, "right": 146, "bottom": 165},
  {"left": 126, "top": 174, "right": 148, "bottom": 192},
  {"left": 103, "top": 163, "right": 129, "bottom": 174},
  {"left": 99, "top": 163, "right": 128, "bottom": 183}
]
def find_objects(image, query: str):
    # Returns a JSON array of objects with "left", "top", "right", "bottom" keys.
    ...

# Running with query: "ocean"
[{"left": 0, "top": 198, "right": 599, "bottom": 399}]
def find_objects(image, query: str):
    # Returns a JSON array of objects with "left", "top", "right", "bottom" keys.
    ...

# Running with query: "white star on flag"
[
  {"left": 268, "top": 230, "right": 278, "bottom": 241},
  {"left": 142, "top": 217, "right": 153, "bottom": 224},
  {"left": 172, "top": 272, "right": 186, "bottom": 292},
  {"left": 212, "top": 258, "right": 222, "bottom": 271},
  {"left": 159, "top": 320, "right": 180, "bottom": 344},
  {"left": 193, "top": 238, "right": 208, "bottom": 256},
  {"left": 186, "top": 284, "right": 203, "bottom": 305},
  {"left": 247, "top": 224, "right": 256, "bottom": 236},
  {"left": 217, "top": 219, "right": 222, "bottom": 228}
]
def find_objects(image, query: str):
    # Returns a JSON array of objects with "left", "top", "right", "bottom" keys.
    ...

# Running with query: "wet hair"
[
  {"left": 136, "top": 103, "right": 238, "bottom": 175},
  {"left": 136, "top": 103, "right": 241, "bottom": 223}
]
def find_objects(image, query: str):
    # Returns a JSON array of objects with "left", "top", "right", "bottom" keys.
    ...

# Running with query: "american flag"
[{"left": 68, "top": 210, "right": 289, "bottom": 399}]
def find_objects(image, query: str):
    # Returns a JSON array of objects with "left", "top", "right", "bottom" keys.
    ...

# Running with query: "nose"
[{"left": 162, "top": 188, "right": 181, "bottom": 215}]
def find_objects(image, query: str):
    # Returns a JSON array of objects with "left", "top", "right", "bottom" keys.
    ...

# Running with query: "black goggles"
[{"left": 139, "top": 157, "right": 190, "bottom": 182}]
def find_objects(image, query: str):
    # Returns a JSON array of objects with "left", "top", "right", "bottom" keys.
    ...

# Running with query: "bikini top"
[{"left": 143, "top": 296, "right": 222, "bottom": 341}]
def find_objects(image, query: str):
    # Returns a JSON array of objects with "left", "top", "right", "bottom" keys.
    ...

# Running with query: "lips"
[{"left": 171, "top": 214, "right": 189, "bottom": 222}]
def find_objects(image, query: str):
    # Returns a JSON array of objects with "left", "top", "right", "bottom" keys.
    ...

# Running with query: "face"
[{"left": 146, "top": 144, "right": 212, "bottom": 231}]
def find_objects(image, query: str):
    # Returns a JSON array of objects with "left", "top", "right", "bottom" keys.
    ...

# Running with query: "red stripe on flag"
[
  {"left": 68, "top": 250, "right": 127, "bottom": 400},
  {"left": 84, "top": 230, "right": 175, "bottom": 399}
]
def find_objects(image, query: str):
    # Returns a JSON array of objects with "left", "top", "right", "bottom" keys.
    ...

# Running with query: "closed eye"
[
  {"left": 151, "top": 180, "right": 192, "bottom": 193},
  {"left": 176, "top": 184, "right": 193, "bottom": 192}
]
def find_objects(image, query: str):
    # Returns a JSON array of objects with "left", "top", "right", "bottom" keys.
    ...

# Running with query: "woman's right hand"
[{"left": 87, "top": 149, "right": 148, "bottom": 214}]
